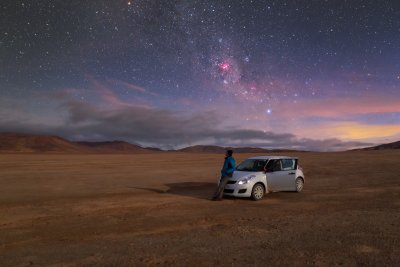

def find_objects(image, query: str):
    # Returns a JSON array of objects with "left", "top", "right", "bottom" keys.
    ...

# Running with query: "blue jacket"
[{"left": 221, "top": 156, "right": 236, "bottom": 177}]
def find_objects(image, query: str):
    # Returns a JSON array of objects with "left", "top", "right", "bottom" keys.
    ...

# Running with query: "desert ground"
[{"left": 0, "top": 151, "right": 399, "bottom": 266}]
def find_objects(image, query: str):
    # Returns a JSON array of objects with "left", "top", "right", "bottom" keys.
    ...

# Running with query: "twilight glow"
[{"left": 1, "top": 1, "right": 400, "bottom": 151}]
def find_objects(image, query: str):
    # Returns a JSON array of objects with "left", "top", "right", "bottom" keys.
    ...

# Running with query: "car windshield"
[{"left": 236, "top": 159, "right": 268, "bottom": 172}]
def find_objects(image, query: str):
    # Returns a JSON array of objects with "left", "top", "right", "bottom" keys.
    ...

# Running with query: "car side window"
[
  {"left": 273, "top": 160, "right": 282, "bottom": 171},
  {"left": 255, "top": 160, "right": 267, "bottom": 171},
  {"left": 266, "top": 159, "right": 282, "bottom": 172},
  {"left": 281, "top": 159, "right": 295, "bottom": 170},
  {"left": 265, "top": 160, "right": 274, "bottom": 172}
]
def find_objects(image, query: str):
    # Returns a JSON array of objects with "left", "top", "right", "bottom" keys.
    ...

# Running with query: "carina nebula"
[{"left": 1, "top": 0, "right": 400, "bottom": 150}]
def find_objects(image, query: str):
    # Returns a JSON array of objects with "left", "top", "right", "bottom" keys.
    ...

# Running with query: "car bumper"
[{"left": 223, "top": 181, "right": 253, "bottom": 197}]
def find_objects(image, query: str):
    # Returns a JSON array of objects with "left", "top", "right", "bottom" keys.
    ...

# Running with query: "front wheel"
[
  {"left": 295, "top": 178, "right": 304, "bottom": 192},
  {"left": 251, "top": 183, "right": 265, "bottom": 201}
]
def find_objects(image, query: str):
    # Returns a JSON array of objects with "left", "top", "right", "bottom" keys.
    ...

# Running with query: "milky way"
[{"left": 1, "top": 1, "right": 400, "bottom": 150}]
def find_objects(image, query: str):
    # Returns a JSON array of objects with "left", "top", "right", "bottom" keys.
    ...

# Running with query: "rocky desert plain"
[{"left": 0, "top": 137, "right": 399, "bottom": 266}]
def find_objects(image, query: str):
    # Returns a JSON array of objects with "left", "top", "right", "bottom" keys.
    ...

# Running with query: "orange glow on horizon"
[{"left": 297, "top": 122, "right": 400, "bottom": 141}]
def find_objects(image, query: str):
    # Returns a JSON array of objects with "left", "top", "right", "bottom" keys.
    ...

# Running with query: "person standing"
[{"left": 212, "top": 149, "right": 236, "bottom": 201}]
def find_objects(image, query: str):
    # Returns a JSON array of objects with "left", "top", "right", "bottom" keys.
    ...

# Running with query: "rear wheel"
[
  {"left": 295, "top": 178, "right": 304, "bottom": 192},
  {"left": 251, "top": 183, "right": 265, "bottom": 201}
]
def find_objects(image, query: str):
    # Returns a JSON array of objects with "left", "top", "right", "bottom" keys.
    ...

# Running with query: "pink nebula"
[{"left": 218, "top": 62, "right": 230, "bottom": 71}]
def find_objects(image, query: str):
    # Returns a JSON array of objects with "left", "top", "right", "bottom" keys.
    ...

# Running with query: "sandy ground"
[{"left": 0, "top": 151, "right": 399, "bottom": 266}]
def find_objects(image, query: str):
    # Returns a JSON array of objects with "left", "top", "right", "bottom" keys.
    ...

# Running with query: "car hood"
[{"left": 231, "top": 171, "right": 263, "bottom": 180}]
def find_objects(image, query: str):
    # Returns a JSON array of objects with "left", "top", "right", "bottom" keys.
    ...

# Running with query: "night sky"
[{"left": 1, "top": 1, "right": 400, "bottom": 150}]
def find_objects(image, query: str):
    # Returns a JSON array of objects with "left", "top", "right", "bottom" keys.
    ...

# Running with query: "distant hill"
[
  {"left": 0, "top": 133, "right": 86, "bottom": 153},
  {"left": 75, "top": 141, "right": 149, "bottom": 153},
  {"left": 355, "top": 140, "right": 400, "bottom": 150},
  {"left": 176, "top": 145, "right": 227, "bottom": 153},
  {"left": 0, "top": 133, "right": 160, "bottom": 153},
  {"left": 177, "top": 145, "right": 300, "bottom": 153},
  {"left": 0, "top": 132, "right": 303, "bottom": 154}
]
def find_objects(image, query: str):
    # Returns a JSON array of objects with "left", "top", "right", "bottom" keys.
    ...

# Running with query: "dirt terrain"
[{"left": 0, "top": 151, "right": 399, "bottom": 266}]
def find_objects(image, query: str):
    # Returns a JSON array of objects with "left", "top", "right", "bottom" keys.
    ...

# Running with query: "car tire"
[
  {"left": 295, "top": 177, "right": 304, "bottom": 192},
  {"left": 251, "top": 183, "right": 265, "bottom": 201}
]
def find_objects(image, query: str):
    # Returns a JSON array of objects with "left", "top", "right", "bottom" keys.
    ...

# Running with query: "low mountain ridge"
[
  {"left": 1, "top": 133, "right": 302, "bottom": 153},
  {"left": 5, "top": 132, "right": 395, "bottom": 153},
  {"left": 0, "top": 133, "right": 158, "bottom": 153},
  {"left": 177, "top": 145, "right": 301, "bottom": 153},
  {"left": 0, "top": 133, "right": 86, "bottom": 153},
  {"left": 75, "top": 141, "right": 148, "bottom": 152},
  {"left": 356, "top": 140, "right": 400, "bottom": 150}
]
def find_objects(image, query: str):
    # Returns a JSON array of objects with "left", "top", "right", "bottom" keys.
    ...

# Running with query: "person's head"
[{"left": 226, "top": 149, "right": 233, "bottom": 157}]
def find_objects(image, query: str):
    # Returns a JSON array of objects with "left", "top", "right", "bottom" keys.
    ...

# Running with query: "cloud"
[
  {"left": 85, "top": 75, "right": 128, "bottom": 107},
  {"left": 112, "top": 79, "right": 160, "bottom": 97},
  {"left": 62, "top": 101, "right": 294, "bottom": 146},
  {"left": 280, "top": 94, "right": 400, "bottom": 118},
  {"left": 286, "top": 138, "right": 372, "bottom": 151},
  {"left": 63, "top": 100, "right": 220, "bottom": 144},
  {"left": 0, "top": 99, "right": 372, "bottom": 151}
]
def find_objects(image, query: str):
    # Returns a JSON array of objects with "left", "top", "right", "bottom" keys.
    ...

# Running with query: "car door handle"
[{"left": 288, "top": 172, "right": 295, "bottom": 175}]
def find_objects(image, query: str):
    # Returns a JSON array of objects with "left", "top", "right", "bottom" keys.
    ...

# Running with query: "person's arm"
[{"left": 227, "top": 158, "right": 236, "bottom": 174}]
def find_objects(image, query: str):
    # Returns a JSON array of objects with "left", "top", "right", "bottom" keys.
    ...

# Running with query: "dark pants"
[{"left": 213, "top": 175, "right": 231, "bottom": 200}]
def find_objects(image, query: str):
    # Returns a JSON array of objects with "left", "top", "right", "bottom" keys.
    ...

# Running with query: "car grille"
[
  {"left": 227, "top": 180, "right": 236, "bottom": 184},
  {"left": 223, "top": 189, "right": 234, "bottom": 193}
]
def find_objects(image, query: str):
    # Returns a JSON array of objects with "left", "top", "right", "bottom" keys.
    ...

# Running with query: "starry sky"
[{"left": 1, "top": 0, "right": 400, "bottom": 150}]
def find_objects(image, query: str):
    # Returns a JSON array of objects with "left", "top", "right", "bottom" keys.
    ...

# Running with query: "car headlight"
[{"left": 237, "top": 175, "right": 256, "bottom": 185}]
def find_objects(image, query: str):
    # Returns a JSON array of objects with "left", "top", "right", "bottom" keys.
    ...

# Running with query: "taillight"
[{"left": 298, "top": 165, "right": 303, "bottom": 171}]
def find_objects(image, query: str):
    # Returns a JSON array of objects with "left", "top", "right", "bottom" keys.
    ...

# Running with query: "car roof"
[{"left": 247, "top": 156, "right": 298, "bottom": 160}]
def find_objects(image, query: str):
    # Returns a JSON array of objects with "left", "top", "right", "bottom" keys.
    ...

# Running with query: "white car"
[{"left": 222, "top": 156, "right": 305, "bottom": 201}]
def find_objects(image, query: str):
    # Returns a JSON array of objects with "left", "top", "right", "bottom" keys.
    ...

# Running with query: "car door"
[
  {"left": 266, "top": 159, "right": 296, "bottom": 191},
  {"left": 280, "top": 159, "right": 297, "bottom": 190}
]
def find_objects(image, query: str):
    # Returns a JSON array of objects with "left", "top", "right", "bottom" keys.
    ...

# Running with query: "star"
[{"left": 1, "top": 0, "right": 399, "bottom": 151}]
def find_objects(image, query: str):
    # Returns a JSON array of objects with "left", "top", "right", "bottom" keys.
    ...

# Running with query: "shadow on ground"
[
  {"left": 128, "top": 182, "right": 217, "bottom": 200},
  {"left": 128, "top": 183, "right": 299, "bottom": 201}
]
